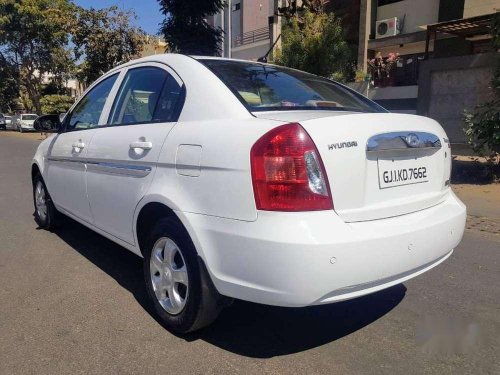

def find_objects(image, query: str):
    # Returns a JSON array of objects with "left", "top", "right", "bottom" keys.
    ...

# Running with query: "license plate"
[{"left": 378, "top": 158, "right": 430, "bottom": 189}]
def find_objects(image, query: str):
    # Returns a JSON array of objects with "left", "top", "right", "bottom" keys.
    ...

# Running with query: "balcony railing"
[
  {"left": 233, "top": 27, "right": 269, "bottom": 47},
  {"left": 373, "top": 53, "right": 425, "bottom": 87}
]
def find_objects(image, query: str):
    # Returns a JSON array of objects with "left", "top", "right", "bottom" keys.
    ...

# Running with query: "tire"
[
  {"left": 143, "top": 217, "right": 224, "bottom": 333},
  {"left": 33, "top": 174, "right": 58, "bottom": 230}
]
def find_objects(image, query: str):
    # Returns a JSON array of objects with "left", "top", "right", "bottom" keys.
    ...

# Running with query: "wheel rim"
[
  {"left": 35, "top": 181, "right": 47, "bottom": 222},
  {"left": 149, "top": 237, "right": 189, "bottom": 315}
]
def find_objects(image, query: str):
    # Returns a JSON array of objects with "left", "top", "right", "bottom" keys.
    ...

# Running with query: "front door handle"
[
  {"left": 129, "top": 141, "right": 153, "bottom": 150},
  {"left": 72, "top": 141, "right": 85, "bottom": 153}
]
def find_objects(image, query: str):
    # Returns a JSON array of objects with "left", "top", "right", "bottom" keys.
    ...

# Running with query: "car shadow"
[
  {"left": 52, "top": 216, "right": 406, "bottom": 359},
  {"left": 194, "top": 285, "right": 406, "bottom": 358}
]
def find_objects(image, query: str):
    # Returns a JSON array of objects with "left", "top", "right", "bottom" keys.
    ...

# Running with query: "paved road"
[{"left": 1, "top": 132, "right": 499, "bottom": 374}]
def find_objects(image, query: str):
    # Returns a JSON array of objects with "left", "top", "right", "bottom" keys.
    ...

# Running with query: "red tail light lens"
[{"left": 250, "top": 123, "right": 333, "bottom": 211}]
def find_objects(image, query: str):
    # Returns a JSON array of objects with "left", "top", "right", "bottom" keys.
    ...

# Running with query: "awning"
[{"left": 424, "top": 13, "right": 497, "bottom": 58}]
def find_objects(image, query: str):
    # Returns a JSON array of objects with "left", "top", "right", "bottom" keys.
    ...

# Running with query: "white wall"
[{"left": 377, "top": 0, "right": 439, "bottom": 34}]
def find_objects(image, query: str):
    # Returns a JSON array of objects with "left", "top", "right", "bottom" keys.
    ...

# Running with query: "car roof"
[{"left": 110, "top": 53, "right": 268, "bottom": 72}]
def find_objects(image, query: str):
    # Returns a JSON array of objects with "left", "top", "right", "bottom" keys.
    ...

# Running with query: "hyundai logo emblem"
[{"left": 405, "top": 133, "right": 420, "bottom": 147}]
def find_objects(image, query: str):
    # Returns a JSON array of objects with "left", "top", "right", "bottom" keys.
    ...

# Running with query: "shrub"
[
  {"left": 40, "top": 95, "right": 75, "bottom": 114},
  {"left": 463, "top": 13, "right": 500, "bottom": 164}
]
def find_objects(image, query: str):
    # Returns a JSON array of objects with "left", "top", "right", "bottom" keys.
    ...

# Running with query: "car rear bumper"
[{"left": 178, "top": 189, "right": 466, "bottom": 307}]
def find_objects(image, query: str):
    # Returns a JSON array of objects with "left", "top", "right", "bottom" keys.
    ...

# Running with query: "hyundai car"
[{"left": 31, "top": 54, "right": 466, "bottom": 333}]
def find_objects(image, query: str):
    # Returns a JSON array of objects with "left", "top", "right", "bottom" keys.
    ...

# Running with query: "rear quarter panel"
[{"left": 145, "top": 118, "right": 283, "bottom": 222}]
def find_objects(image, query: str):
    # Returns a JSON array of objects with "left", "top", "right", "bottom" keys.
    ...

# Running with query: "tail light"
[{"left": 250, "top": 123, "right": 333, "bottom": 211}]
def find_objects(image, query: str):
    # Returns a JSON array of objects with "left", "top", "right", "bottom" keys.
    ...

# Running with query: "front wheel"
[
  {"left": 33, "top": 174, "right": 58, "bottom": 230},
  {"left": 143, "top": 217, "right": 224, "bottom": 333}
]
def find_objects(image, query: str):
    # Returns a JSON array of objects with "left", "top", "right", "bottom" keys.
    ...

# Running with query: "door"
[
  {"left": 46, "top": 73, "right": 119, "bottom": 222},
  {"left": 86, "top": 64, "right": 184, "bottom": 244}
]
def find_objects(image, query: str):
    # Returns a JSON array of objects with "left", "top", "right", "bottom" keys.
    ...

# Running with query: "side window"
[
  {"left": 108, "top": 66, "right": 183, "bottom": 125},
  {"left": 66, "top": 74, "right": 118, "bottom": 131},
  {"left": 152, "top": 74, "right": 184, "bottom": 122}
]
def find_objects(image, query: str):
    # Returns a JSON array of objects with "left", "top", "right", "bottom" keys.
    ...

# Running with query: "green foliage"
[
  {"left": 274, "top": 10, "right": 352, "bottom": 81},
  {"left": 0, "top": 0, "right": 74, "bottom": 113},
  {"left": 158, "top": 0, "right": 224, "bottom": 55},
  {"left": 0, "top": 54, "right": 19, "bottom": 112},
  {"left": 463, "top": 13, "right": 500, "bottom": 163},
  {"left": 40, "top": 94, "right": 74, "bottom": 114},
  {"left": 70, "top": 5, "right": 146, "bottom": 86},
  {"left": 464, "top": 101, "right": 500, "bottom": 161}
]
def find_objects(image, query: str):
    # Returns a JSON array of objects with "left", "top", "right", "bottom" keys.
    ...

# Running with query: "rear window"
[
  {"left": 200, "top": 59, "right": 384, "bottom": 113},
  {"left": 22, "top": 114, "right": 38, "bottom": 120}
]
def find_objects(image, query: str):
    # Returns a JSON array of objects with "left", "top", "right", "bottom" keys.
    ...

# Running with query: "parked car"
[
  {"left": 5, "top": 114, "right": 17, "bottom": 130},
  {"left": 0, "top": 113, "right": 5, "bottom": 130},
  {"left": 5, "top": 115, "right": 12, "bottom": 128},
  {"left": 31, "top": 55, "right": 466, "bottom": 333},
  {"left": 13, "top": 113, "right": 38, "bottom": 132}
]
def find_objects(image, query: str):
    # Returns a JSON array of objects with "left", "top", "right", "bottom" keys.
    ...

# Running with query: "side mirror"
[{"left": 34, "top": 114, "right": 62, "bottom": 133}]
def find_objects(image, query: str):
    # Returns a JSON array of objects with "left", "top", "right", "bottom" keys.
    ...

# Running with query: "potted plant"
[
  {"left": 383, "top": 52, "right": 400, "bottom": 86},
  {"left": 367, "top": 52, "right": 400, "bottom": 87}
]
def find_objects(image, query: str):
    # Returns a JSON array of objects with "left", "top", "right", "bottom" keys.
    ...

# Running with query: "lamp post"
[{"left": 227, "top": 0, "right": 231, "bottom": 58}]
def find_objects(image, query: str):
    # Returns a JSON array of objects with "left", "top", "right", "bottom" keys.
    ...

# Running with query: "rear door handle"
[{"left": 129, "top": 141, "right": 153, "bottom": 150}]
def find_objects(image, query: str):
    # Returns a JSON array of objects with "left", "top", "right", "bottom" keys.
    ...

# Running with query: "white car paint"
[{"left": 32, "top": 54, "right": 466, "bottom": 307}]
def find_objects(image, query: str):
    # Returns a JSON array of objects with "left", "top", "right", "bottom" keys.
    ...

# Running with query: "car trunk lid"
[{"left": 255, "top": 112, "right": 451, "bottom": 222}]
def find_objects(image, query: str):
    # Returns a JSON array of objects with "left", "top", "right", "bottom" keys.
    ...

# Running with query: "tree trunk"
[{"left": 23, "top": 79, "right": 42, "bottom": 114}]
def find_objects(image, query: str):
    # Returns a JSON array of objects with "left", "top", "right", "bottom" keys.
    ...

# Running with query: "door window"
[
  {"left": 66, "top": 74, "right": 118, "bottom": 131},
  {"left": 108, "top": 66, "right": 183, "bottom": 125}
]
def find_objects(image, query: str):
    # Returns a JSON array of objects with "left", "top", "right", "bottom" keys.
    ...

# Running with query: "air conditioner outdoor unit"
[{"left": 376, "top": 17, "right": 400, "bottom": 39}]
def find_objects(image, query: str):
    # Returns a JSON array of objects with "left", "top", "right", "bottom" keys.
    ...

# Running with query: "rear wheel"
[
  {"left": 33, "top": 174, "right": 58, "bottom": 230},
  {"left": 143, "top": 217, "right": 223, "bottom": 333}
]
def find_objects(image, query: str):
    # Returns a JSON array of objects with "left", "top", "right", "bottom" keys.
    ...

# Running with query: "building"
[
  {"left": 207, "top": 1, "right": 366, "bottom": 61},
  {"left": 140, "top": 35, "right": 168, "bottom": 57},
  {"left": 356, "top": 0, "right": 499, "bottom": 118},
  {"left": 207, "top": 1, "right": 281, "bottom": 60},
  {"left": 350, "top": 0, "right": 499, "bottom": 149}
]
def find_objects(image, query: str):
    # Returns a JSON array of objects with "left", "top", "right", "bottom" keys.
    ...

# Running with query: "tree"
[
  {"left": 274, "top": 10, "right": 352, "bottom": 81},
  {"left": 40, "top": 94, "right": 74, "bottom": 114},
  {"left": 0, "top": 0, "right": 74, "bottom": 113},
  {"left": 463, "top": 13, "right": 500, "bottom": 164},
  {"left": 70, "top": 5, "right": 146, "bottom": 86},
  {"left": 158, "top": 0, "right": 224, "bottom": 55},
  {"left": 0, "top": 55, "right": 19, "bottom": 112}
]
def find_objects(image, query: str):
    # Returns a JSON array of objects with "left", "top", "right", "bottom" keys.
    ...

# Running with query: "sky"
[{"left": 74, "top": 0, "right": 165, "bottom": 35}]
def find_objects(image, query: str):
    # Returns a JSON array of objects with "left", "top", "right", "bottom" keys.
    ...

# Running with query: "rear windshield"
[
  {"left": 22, "top": 114, "right": 38, "bottom": 120},
  {"left": 200, "top": 59, "right": 384, "bottom": 113}
]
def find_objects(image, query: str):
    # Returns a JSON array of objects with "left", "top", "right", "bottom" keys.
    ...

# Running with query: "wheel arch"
[
  {"left": 134, "top": 197, "right": 203, "bottom": 260},
  {"left": 31, "top": 161, "right": 45, "bottom": 185}
]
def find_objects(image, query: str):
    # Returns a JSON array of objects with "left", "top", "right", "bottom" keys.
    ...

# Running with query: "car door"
[
  {"left": 86, "top": 63, "right": 185, "bottom": 244},
  {"left": 46, "top": 73, "right": 120, "bottom": 223}
]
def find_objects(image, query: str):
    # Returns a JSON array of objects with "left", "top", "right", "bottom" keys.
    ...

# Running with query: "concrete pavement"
[{"left": 0, "top": 132, "right": 499, "bottom": 374}]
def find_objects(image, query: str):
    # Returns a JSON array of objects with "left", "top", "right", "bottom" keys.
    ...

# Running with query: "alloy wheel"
[
  {"left": 149, "top": 237, "right": 189, "bottom": 315},
  {"left": 35, "top": 181, "right": 47, "bottom": 222}
]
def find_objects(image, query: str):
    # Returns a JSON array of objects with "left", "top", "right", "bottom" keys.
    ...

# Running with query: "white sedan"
[
  {"left": 31, "top": 54, "right": 466, "bottom": 333},
  {"left": 15, "top": 113, "right": 39, "bottom": 132}
]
